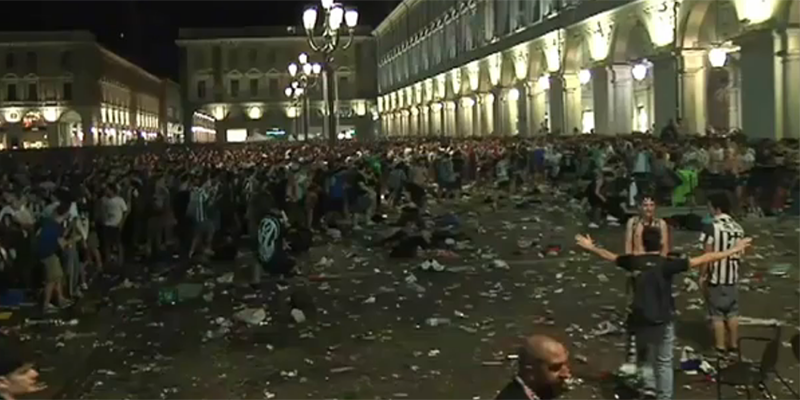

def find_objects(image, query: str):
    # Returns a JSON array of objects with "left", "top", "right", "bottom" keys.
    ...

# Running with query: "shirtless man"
[{"left": 625, "top": 196, "right": 670, "bottom": 256}]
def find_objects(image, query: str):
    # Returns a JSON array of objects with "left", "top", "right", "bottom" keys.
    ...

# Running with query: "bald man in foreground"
[{"left": 496, "top": 335, "right": 572, "bottom": 400}]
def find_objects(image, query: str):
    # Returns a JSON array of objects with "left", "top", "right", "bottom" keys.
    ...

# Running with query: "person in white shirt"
[{"left": 101, "top": 185, "right": 128, "bottom": 266}]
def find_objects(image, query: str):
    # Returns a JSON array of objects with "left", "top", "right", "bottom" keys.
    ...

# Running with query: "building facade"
[
  {"left": 176, "top": 26, "right": 378, "bottom": 143},
  {"left": 0, "top": 31, "right": 182, "bottom": 149},
  {"left": 374, "top": 0, "right": 800, "bottom": 140}
]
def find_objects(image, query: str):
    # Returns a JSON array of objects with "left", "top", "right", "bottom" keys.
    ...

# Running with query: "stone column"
[
  {"left": 563, "top": 72, "right": 582, "bottom": 135},
  {"left": 46, "top": 124, "right": 59, "bottom": 148},
  {"left": 215, "top": 122, "right": 226, "bottom": 143},
  {"left": 611, "top": 65, "right": 633, "bottom": 134},
  {"left": 681, "top": 50, "right": 707, "bottom": 135},
  {"left": 473, "top": 96, "right": 482, "bottom": 137},
  {"left": 484, "top": 93, "right": 496, "bottom": 136},
  {"left": 652, "top": 53, "right": 679, "bottom": 132},
  {"left": 592, "top": 66, "right": 612, "bottom": 135},
  {"left": 783, "top": 28, "right": 800, "bottom": 139},
  {"left": 737, "top": 29, "right": 781, "bottom": 140},
  {"left": 452, "top": 101, "right": 461, "bottom": 137},
  {"left": 493, "top": 88, "right": 504, "bottom": 135},
  {"left": 516, "top": 84, "right": 530, "bottom": 137},
  {"left": 548, "top": 74, "right": 566, "bottom": 134},
  {"left": 80, "top": 108, "right": 94, "bottom": 146},
  {"left": 183, "top": 107, "right": 195, "bottom": 143}
]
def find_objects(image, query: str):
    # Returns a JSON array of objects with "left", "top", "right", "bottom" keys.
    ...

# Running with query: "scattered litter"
[
  {"left": 216, "top": 272, "right": 234, "bottom": 284},
  {"left": 233, "top": 308, "right": 268, "bottom": 325}
]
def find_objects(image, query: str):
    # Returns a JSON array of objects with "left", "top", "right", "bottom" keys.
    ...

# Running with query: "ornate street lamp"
[
  {"left": 302, "top": 0, "right": 359, "bottom": 144},
  {"left": 288, "top": 53, "right": 321, "bottom": 141}
]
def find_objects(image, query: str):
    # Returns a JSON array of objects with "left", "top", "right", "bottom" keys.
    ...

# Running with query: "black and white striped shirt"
[{"left": 699, "top": 213, "right": 744, "bottom": 285}]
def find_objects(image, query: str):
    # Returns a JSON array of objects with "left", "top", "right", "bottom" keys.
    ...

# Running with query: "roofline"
[
  {"left": 176, "top": 35, "right": 374, "bottom": 46},
  {"left": 373, "top": 0, "right": 420, "bottom": 36},
  {"left": 96, "top": 45, "right": 162, "bottom": 84}
]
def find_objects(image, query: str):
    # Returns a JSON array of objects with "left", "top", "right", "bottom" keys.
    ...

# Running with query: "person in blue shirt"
[{"left": 36, "top": 203, "right": 74, "bottom": 313}]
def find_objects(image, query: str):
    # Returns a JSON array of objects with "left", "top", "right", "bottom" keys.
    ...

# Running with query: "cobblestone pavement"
[{"left": 3, "top": 193, "right": 798, "bottom": 400}]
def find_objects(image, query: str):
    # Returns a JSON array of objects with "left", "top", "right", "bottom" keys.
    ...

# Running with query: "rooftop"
[{"left": 178, "top": 25, "right": 374, "bottom": 41}]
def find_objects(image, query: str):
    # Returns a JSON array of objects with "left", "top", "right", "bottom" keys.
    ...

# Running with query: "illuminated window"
[
  {"left": 582, "top": 110, "right": 595, "bottom": 134},
  {"left": 636, "top": 105, "right": 648, "bottom": 133},
  {"left": 226, "top": 128, "right": 247, "bottom": 142}
]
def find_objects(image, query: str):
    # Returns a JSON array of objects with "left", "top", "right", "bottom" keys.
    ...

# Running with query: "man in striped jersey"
[{"left": 700, "top": 193, "right": 745, "bottom": 359}]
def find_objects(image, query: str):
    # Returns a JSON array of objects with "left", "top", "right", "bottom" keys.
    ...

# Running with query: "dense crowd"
[{"left": 0, "top": 132, "right": 798, "bottom": 400}]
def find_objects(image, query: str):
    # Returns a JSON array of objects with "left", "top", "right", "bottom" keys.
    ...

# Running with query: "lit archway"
[
  {"left": 58, "top": 110, "right": 82, "bottom": 147},
  {"left": 609, "top": 19, "right": 656, "bottom": 134},
  {"left": 683, "top": 0, "right": 743, "bottom": 133}
]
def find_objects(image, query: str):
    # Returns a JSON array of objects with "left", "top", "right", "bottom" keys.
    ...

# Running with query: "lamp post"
[
  {"left": 302, "top": 0, "right": 359, "bottom": 144},
  {"left": 288, "top": 53, "right": 322, "bottom": 141}
]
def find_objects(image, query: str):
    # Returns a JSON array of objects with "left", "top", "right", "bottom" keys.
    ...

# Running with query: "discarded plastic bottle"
[
  {"left": 158, "top": 287, "right": 179, "bottom": 305},
  {"left": 290, "top": 308, "right": 307, "bottom": 323},
  {"left": 426, "top": 317, "right": 451, "bottom": 327}
]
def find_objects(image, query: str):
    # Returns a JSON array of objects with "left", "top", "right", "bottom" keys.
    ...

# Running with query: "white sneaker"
[
  {"left": 420, "top": 260, "right": 432, "bottom": 271},
  {"left": 43, "top": 304, "right": 59, "bottom": 314},
  {"left": 617, "top": 362, "right": 637, "bottom": 376},
  {"left": 430, "top": 260, "right": 445, "bottom": 272},
  {"left": 588, "top": 222, "right": 600, "bottom": 229}
]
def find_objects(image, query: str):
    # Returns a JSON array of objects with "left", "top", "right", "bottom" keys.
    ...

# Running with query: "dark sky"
[{"left": 3, "top": 1, "right": 399, "bottom": 80}]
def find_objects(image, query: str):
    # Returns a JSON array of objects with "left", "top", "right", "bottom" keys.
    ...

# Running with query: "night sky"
[{"left": 3, "top": 1, "right": 399, "bottom": 80}]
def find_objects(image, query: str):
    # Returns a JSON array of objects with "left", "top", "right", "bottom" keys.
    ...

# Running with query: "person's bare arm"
[
  {"left": 624, "top": 218, "right": 635, "bottom": 254},
  {"left": 659, "top": 219, "right": 670, "bottom": 257},
  {"left": 575, "top": 234, "right": 619, "bottom": 262},
  {"left": 689, "top": 238, "right": 752, "bottom": 268}
]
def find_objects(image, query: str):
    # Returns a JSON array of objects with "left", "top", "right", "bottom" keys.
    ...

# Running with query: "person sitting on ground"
[{"left": 496, "top": 334, "right": 572, "bottom": 400}]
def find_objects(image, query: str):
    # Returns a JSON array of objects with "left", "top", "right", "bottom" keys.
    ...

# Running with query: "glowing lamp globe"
[
  {"left": 329, "top": 6, "right": 344, "bottom": 30},
  {"left": 302, "top": 8, "right": 318, "bottom": 31},
  {"left": 538, "top": 75, "right": 550, "bottom": 91},
  {"left": 578, "top": 69, "right": 591, "bottom": 85},
  {"left": 632, "top": 63, "right": 648, "bottom": 81},
  {"left": 708, "top": 48, "right": 727, "bottom": 68},
  {"left": 345, "top": 9, "right": 359, "bottom": 28}
]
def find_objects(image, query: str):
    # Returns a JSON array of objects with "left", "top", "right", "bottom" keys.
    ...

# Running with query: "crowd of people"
[{"left": 0, "top": 132, "right": 798, "bottom": 400}]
